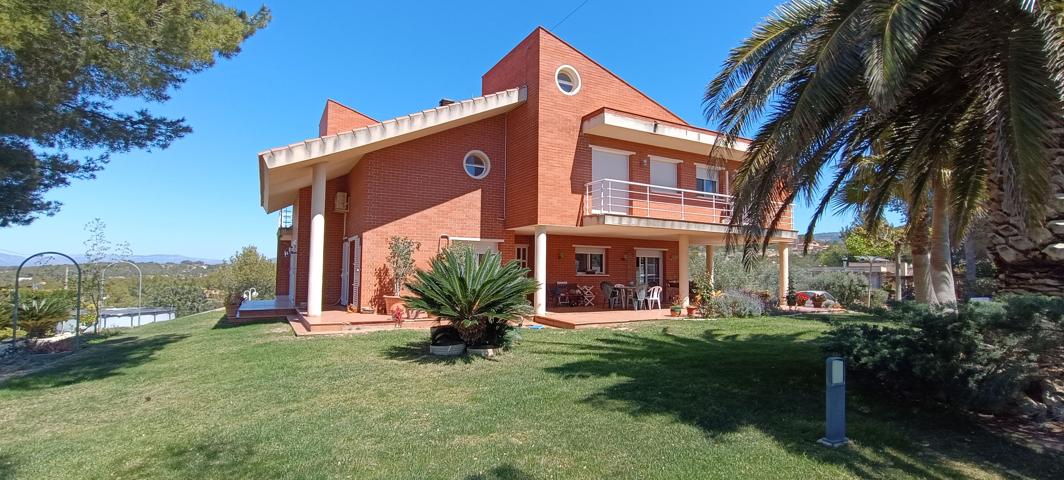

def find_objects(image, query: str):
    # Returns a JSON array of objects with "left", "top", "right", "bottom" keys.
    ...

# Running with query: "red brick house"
[{"left": 258, "top": 27, "right": 795, "bottom": 320}]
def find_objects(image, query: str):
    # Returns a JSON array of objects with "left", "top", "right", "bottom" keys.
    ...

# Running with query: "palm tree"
[
  {"left": 703, "top": 0, "right": 1064, "bottom": 297},
  {"left": 403, "top": 247, "right": 538, "bottom": 346}
]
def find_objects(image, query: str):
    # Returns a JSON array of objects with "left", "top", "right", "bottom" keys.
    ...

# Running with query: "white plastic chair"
[
  {"left": 646, "top": 286, "right": 663, "bottom": 309},
  {"left": 629, "top": 285, "right": 648, "bottom": 310}
]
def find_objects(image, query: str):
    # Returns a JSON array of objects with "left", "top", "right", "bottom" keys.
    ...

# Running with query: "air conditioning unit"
[{"left": 334, "top": 192, "right": 349, "bottom": 213}]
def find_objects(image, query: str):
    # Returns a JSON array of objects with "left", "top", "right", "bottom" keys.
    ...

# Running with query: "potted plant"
[
  {"left": 686, "top": 294, "right": 700, "bottom": 317},
  {"left": 669, "top": 296, "right": 684, "bottom": 317},
  {"left": 795, "top": 292, "right": 810, "bottom": 307},
  {"left": 383, "top": 236, "right": 420, "bottom": 315},
  {"left": 224, "top": 292, "right": 243, "bottom": 319},
  {"left": 785, "top": 287, "right": 797, "bottom": 308},
  {"left": 404, "top": 247, "right": 537, "bottom": 356},
  {"left": 812, "top": 293, "right": 826, "bottom": 309},
  {"left": 428, "top": 324, "right": 465, "bottom": 356}
]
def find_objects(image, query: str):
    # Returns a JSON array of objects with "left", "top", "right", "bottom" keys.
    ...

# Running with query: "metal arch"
[
  {"left": 11, "top": 252, "right": 83, "bottom": 350},
  {"left": 101, "top": 260, "right": 143, "bottom": 330}
]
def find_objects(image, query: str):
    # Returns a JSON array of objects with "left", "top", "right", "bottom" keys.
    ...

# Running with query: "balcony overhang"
[
  {"left": 511, "top": 215, "right": 796, "bottom": 243},
  {"left": 257, "top": 87, "right": 527, "bottom": 213},
  {"left": 581, "top": 109, "right": 750, "bottom": 160}
]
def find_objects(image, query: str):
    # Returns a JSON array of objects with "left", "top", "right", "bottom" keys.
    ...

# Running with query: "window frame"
[
  {"left": 463, "top": 150, "right": 491, "bottom": 179},
  {"left": 574, "top": 246, "right": 607, "bottom": 276},
  {"left": 555, "top": 65, "right": 581, "bottom": 96},
  {"left": 696, "top": 164, "right": 724, "bottom": 196}
]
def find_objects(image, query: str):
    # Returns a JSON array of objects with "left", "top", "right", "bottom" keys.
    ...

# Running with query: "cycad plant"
[
  {"left": 403, "top": 246, "right": 538, "bottom": 346},
  {"left": 704, "top": 0, "right": 1064, "bottom": 297},
  {"left": 16, "top": 291, "right": 75, "bottom": 337}
]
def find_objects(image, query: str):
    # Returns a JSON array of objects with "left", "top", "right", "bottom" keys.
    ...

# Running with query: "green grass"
[{"left": 0, "top": 312, "right": 1059, "bottom": 479}]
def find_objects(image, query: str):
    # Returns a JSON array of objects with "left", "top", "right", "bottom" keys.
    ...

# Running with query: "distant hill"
[
  {"left": 811, "top": 231, "right": 843, "bottom": 243},
  {"left": 0, "top": 253, "right": 222, "bottom": 267}
]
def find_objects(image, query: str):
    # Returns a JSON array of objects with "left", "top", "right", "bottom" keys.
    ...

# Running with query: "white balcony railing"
[
  {"left": 584, "top": 178, "right": 794, "bottom": 228},
  {"left": 584, "top": 178, "right": 734, "bottom": 224}
]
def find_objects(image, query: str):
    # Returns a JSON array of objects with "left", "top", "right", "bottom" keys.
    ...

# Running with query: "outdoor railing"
[{"left": 584, "top": 178, "right": 792, "bottom": 229}]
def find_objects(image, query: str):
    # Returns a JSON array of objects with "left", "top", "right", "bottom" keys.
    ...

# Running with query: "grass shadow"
[
  {"left": 465, "top": 463, "right": 537, "bottom": 480},
  {"left": 541, "top": 325, "right": 1063, "bottom": 479},
  {"left": 211, "top": 316, "right": 286, "bottom": 330},
  {"left": 381, "top": 340, "right": 505, "bottom": 365},
  {"left": 0, "top": 333, "right": 188, "bottom": 390}
]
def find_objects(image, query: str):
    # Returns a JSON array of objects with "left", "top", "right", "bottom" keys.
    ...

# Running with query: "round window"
[
  {"left": 555, "top": 65, "right": 581, "bottom": 95},
  {"left": 463, "top": 150, "right": 490, "bottom": 179}
]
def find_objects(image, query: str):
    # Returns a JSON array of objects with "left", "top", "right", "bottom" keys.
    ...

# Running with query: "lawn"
[{"left": 0, "top": 312, "right": 1060, "bottom": 479}]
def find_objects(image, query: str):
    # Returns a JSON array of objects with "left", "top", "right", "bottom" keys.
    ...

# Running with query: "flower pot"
[
  {"left": 670, "top": 307, "right": 683, "bottom": 317},
  {"left": 467, "top": 345, "right": 501, "bottom": 357},
  {"left": 686, "top": 306, "right": 697, "bottom": 317},
  {"left": 383, "top": 295, "right": 405, "bottom": 315},
  {"left": 429, "top": 342, "right": 465, "bottom": 356}
]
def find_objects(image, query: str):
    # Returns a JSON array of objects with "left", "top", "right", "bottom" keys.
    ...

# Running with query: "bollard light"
[{"left": 818, "top": 356, "right": 849, "bottom": 447}]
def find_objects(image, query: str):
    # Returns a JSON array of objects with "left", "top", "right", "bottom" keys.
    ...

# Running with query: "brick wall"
[
  {"left": 345, "top": 115, "right": 509, "bottom": 312},
  {"left": 275, "top": 237, "right": 291, "bottom": 296},
  {"left": 319, "top": 100, "right": 377, "bottom": 136},
  {"left": 293, "top": 176, "right": 348, "bottom": 306}
]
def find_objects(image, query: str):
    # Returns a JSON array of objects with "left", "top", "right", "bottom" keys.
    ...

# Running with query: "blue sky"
[{"left": 1, "top": 0, "right": 862, "bottom": 261}]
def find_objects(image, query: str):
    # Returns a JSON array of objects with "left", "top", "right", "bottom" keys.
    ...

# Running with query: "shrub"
[
  {"left": 404, "top": 247, "right": 537, "bottom": 347},
  {"left": 707, "top": 290, "right": 765, "bottom": 318},
  {"left": 823, "top": 296, "right": 1064, "bottom": 413},
  {"left": 387, "top": 236, "right": 420, "bottom": 295},
  {"left": 12, "top": 290, "right": 75, "bottom": 338},
  {"left": 808, "top": 271, "right": 867, "bottom": 307},
  {"left": 0, "top": 327, "right": 27, "bottom": 341}
]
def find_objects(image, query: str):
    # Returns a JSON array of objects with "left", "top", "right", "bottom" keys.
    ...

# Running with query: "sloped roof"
[{"left": 258, "top": 87, "right": 527, "bottom": 212}]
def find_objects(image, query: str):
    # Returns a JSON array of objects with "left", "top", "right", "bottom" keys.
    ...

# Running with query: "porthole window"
[
  {"left": 555, "top": 65, "right": 581, "bottom": 95},
  {"left": 463, "top": 150, "right": 490, "bottom": 179}
]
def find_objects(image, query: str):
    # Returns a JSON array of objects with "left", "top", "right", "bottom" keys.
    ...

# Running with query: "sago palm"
[
  {"left": 704, "top": 0, "right": 1064, "bottom": 296},
  {"left": 403, "top": 247, "right": 538, "bottom": 345}
]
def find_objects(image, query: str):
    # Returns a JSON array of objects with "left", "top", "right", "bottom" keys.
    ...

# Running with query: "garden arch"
[
  {"left": 11, "top": 252, "right": 83, "bottom": 350},
  {"left": 101, "top": 261, "right": 143, "bottom": 329}
]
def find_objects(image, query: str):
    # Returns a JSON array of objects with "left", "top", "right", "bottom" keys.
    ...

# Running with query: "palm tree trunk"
[
  {"left": 964, "top": 229, "right": 978, "bottom": 300},
  {"left": 893, "top": 241, "right": 904, "bottom": 301},
  {"left": 986, "top": 125, "right": 1064, "bottom": 296},
  {"left": 909, "top": 211, "right": 934, "bottom": 304},
  {"left": 930, "top": 174, "right": 958, "bottom": 305}
]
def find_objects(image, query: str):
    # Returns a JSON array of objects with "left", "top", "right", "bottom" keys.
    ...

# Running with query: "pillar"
[
  {"left": 778, "top": 242, "right": 790, "bottom": 306},
  {"left": 307, "top": 163, "right": 327, "bottom": 317},
  {"left": 706, "top": 244, "right": 715, "bottom": 290},
  {"left": 678, "top": 235, "right": 690, "bottom": 307},
  {"left": 534, "top": 226, "right": 547, "bottom": 315}
]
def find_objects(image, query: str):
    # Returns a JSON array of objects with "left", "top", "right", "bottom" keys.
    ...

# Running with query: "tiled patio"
[{"left": 533, "top": 307, "right": 676, "bottom": 329}]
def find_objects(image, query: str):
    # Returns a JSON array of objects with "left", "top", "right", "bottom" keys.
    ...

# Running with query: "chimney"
[{"left": 439, "top": 98, "right": 457, "bottom": 106}]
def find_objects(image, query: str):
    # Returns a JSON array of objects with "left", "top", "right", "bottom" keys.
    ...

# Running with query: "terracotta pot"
[
  {"left": 383, "top": 295, "right": 405, "bottom": 315},
  {"left": 686, "top": 306, "right": 697, "bottom": 317},
  {"left": 670, "top": 307, "right": 683, "bottom": 317}
]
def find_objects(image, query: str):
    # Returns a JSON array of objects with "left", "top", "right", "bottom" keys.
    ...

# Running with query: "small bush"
[
  {"left": 823, "top": 296, "right": 1064, "bottom": 413},
  {"left": 707, "top": 290, "right": 765, "bottom": 318},
  {"left": 808, "top": 271, "right": 868, "bottom": 307},
  {"left": 0, "top": 327, "right": 27, "bottom": 341}
]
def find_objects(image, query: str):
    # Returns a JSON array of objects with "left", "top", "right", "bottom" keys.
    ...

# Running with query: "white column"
[
  {"left": 678, "top": 235, "right": 690, "bottom": 307},
  {"left": 706, "top": 244, "right": 715, "bottom": 290},
  {"left": 778, "top": 243, "right": 790, "bottom": 306},
  {"left": 307, "top": 164, "right": 327, "bottom": 317},
  {"left": 534, "top": 226, "right": 547, "bottom": 315}
]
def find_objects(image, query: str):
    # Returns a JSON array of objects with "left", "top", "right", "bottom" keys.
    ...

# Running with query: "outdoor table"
[{"left": 614, "top": 285, "right": 637, "bottom": 309}]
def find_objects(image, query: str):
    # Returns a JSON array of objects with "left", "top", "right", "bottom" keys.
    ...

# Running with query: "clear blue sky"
[{"left": 1, "top": 0, "right": 864, "bottom": 261}]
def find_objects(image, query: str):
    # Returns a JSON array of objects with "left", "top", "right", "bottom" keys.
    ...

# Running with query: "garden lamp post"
[{"left": 818, "top": 356, "right": 849, "bottom": 447}]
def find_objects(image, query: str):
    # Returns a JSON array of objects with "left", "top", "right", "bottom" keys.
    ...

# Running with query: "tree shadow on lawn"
[
  {"left": 0, "top": 333, "right": 187, "bottom": 391},
  {"left": 465, "top": 463, "right": 537, "bottom": 480},
  {"left": 539, "top": 327, "right": 1063, "bottom": 479},
  {"left": 381, "top": 339, "right": 484, "bottom": 365},
  {"left": 211, "top": 315, "right": 286, "bottom": 330}
]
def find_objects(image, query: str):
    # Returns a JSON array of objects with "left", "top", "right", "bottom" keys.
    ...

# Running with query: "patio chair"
[
  {"left": 553, "top": 282, "right": 570, "bottom": 307},
  {"left": 646, "top": 285, "right": 663, "bottom": 309},
  {"left": 629, "top": 285, "right": 648, "bottom": 310},
  {"left": 600, "top": 282, "right": 619, "bottom": 309}
]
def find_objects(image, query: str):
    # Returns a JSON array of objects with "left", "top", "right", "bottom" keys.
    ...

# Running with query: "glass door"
[{"left": 635, "top": 250, "right": 663, "bottom": 287}]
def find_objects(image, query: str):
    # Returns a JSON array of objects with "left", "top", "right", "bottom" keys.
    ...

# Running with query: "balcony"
[{"left": 583, "top": 178, "right": 793, "bottom": 234}]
